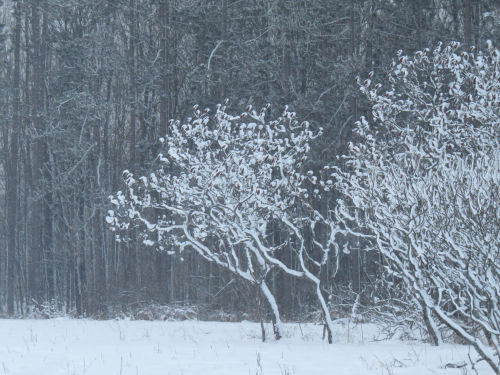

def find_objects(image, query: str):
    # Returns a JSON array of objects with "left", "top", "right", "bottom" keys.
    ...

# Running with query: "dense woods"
[{"left": 0, "top": 0, "right": 498, "bottom": 331}]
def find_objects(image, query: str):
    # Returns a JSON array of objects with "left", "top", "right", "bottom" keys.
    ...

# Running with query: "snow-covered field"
[{"left": 0, "top": 318, "right": 493, "bottom": 375}]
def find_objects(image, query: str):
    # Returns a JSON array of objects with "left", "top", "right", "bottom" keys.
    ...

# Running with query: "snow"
[{"left": 0, "top": 319, "right": 493, "bottom": 375}]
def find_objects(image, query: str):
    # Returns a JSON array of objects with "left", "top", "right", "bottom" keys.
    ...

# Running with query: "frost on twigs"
[{"left": 333, "top": 42, "right": 499, "bottom": 373}]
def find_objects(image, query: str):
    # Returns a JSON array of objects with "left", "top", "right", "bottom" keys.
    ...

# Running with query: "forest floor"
[{"left": 0, "top": 318, "right": 494, "bottom": 375}]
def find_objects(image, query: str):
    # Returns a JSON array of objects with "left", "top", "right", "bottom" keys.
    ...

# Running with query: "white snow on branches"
[
  {"left": 333, "top": 42, "right": 499, "bottom": 373},
  {"left": 107, "top": 104, "right": 344, "bottom": 341}
]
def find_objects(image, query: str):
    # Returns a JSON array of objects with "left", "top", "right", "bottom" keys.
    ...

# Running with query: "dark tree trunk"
[
  {"left": 159, "top": 2, "right": 169, "bottom": 139},
  {"left": 464, "top": 0, "right": 473, "bottom": 46},
  {"left": 30, "top": 1, "right": 46, "bottom": 307},
  {"left": 6, "top": 0, "right": 22, "bottom": 315}
]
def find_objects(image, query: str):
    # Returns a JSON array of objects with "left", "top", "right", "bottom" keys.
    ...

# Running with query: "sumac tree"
[
  {"left": 333, "top": 42, "right": 499, "bottom": 372},
  {"left": 107, "top": 104, "right": 344, "bottom": 342}
]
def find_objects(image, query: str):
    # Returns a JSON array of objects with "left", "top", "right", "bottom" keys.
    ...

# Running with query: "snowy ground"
[{"left": 0, "top": 318, "right": 494, "bottom": 375}]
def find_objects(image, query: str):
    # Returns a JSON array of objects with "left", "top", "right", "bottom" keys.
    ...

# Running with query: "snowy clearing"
[{"left": 0, "top": 318, "right": 493, "bottom": 375}]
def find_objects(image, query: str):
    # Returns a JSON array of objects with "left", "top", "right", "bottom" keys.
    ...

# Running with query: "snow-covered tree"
[
  {"left": 107, "top": 104, "right": 344, "bottom": 342},
  {"left": 333, "top": 42, "right": 499, "bottom": 372}
]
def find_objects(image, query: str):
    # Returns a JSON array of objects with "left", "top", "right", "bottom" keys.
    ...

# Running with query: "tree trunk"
[
  {"left": 30, "top": 1, "right": 46, "bottom": 307},
  {"left": 219, "top": 0, "right": 228, "bottom": 99},
  {"left": 464, "top": 0, "right": 473, "bottom": 46},
  {"left": 422, "top": 302, "right": 442, "bottom": 346},
  {"left": 257, "top": 292, "right": 266, "bottom": 342},
  {"left": 260, "top": 281, "right": 282, "bottom": 340},
  {"left": 415, "top": 0, "right": 423, "bottom": 51},
  {"left": 350, "top": 0, "right": 361, "bottom": 297},
  {"left": 6, "top": 0, "right": 22, "bottom": 315},
  {"left": 315, "top": 282, "right": 333, "bottom": 344},
  {"left": 159, "top": 2, "right": 169, "bottom": 139},
  {"left": 126, "top": 0, "right": 138, "bottom": 294}
]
